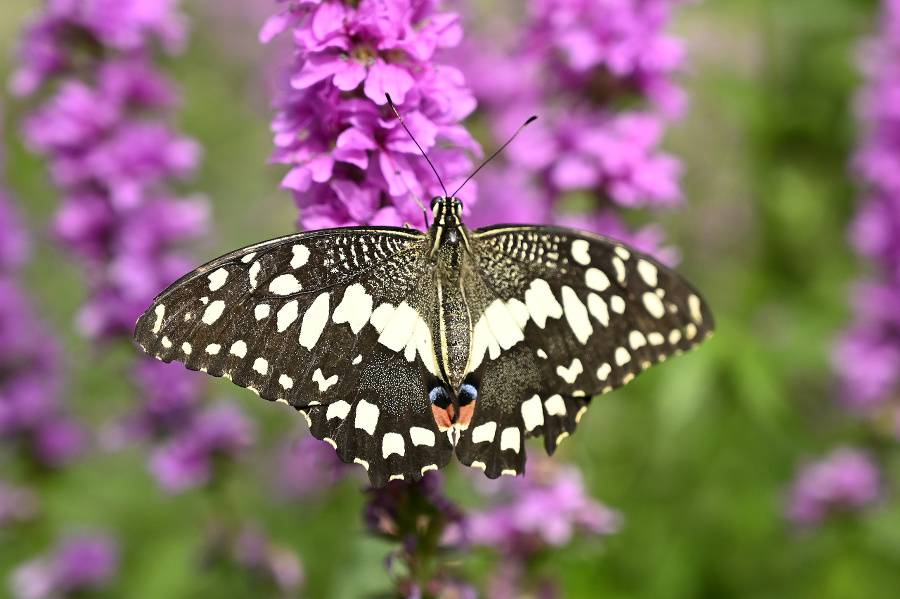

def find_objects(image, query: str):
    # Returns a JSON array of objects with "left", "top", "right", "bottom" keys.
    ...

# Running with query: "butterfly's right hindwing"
[{"left": 133, "top": 227, "right": 453, "bottom": 486}]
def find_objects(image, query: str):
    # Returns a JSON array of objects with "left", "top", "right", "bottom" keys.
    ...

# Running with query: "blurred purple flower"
[
  {"left": 149, "top": 403, "right": 256, "bottom": 493},
  {"left": 262, "top": 0, "right": 481, "bottom": 230},
  {"left": 8, "top": 533, "right": 119, "bottom": 599},
  {"left": 467, "top": 453, "right": 621, "bottom": 599},
  {"left": 786, "top": 447, "right": 882, "bottom": 526},
  {"left": 456, "top": 0, "right": 690, "bottom": 260},
  {"left": 0, "top": 482, "right": 39, "bottom": 526},
  {"left": 835, "top": 0, "right": 900, "bottom": 414},
  {"left": 9, "top": 0, "right": 247, "bottom": 492},
  {"left": 275, "top": 432, "right": 356, "bottom": 499},
  {"left": 233, "top": 524, "right": 305, "bottom": 593},
  {"left": 0, "top": 189, "right": 84, "bottom": 467}
]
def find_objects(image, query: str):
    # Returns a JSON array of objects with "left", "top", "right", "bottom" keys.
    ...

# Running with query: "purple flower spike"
[
  {"left": 275, "top": 432, "right": 355, "bottom": 499},
  {"left": 264, "top": 0, "right": 481, "bottom": 230},
  {"left": 455, "top": 0, "right": 691, "bottom": 261},
  {"left": 8, "top": 533, "right": 119, "bottom": 599},
  {"left": 835, "top": 0, "right": 900, "bottom": 413},
  {"left": 149, "top": 403, "right": 256, "bottom": 493},
  {"left": 786, "top": 447, "right": 882, "bottom": 527}
]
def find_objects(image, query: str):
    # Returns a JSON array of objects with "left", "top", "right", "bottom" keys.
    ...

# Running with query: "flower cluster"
[
  {"left": 833, "top": 0, "right": 900, "bottom": 416},
  {"left": 0, "top": 151, "right": 83, "bottom": 468},
  {"left": 458, "top": 0, "right": 690, "bottom": 260},
  {"left": 149, "top": 403, "right": 256, "bottom": 493},
  {"left": 261, "top": 0, "right": 481, "bottom": 230},
  {"left": 467, "top": 453, "right": 622, "bottom": 598},
  {"left": 8, "top": 534, "right": 119, "bottom": 599},
  {"left": 363, "top": 472, "right": 472, "bottom": 598},
  {"left": 786, "top": 447, "right": 882, "bottom": 526},
  {"left": 11, "top": 0, "right": 253, "bottom": 494}
]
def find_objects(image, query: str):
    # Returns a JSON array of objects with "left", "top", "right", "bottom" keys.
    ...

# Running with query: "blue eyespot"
[
  {"left": 458, "top": 384, "right": 478, "bottom": 405},
  {"left": 429, "top": 386, "right": 452, "bottom": 407}
]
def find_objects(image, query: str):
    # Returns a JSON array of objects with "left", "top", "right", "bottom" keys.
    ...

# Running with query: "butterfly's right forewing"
[{"left": 134, "top": 227, "right": 454, "bottom": 486}]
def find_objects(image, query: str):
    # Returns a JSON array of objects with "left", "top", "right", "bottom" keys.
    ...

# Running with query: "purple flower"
[
  {"left": 0, "top": 482, "right": 39, "bottom": 526},
  {"left": 149, "top": 403, "right": 256, "bottom": 493},
  {"left": 467, "top": 454, "right": 621, "bottom": 599},
  {"left": 275, "top": 432, "right": 356, "bottom": 499},
  {"left": 835, "top": 0, "right": 900, "bottom": 412},
  {"left": 233, "top": 524, "right": 305, "bottom": 592},
  {"left": 0, "top": 196, "right": 84, "bottom": 466},
  {"left": 455, "top": 0, "right": 690, "bottom": 260},
  {"left": 786, "top": 447, "right": 882, "bottom": 526},
  {"left": 8, "top": 533, "right": 119, "bottom": 599},
  {"left": 263, "top": 0, "right": 481, "bottom": 230}
]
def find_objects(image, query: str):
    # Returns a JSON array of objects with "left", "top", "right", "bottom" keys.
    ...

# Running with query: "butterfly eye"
[{"left": 429, "top": 197, "right": 442, "bottom": 211}]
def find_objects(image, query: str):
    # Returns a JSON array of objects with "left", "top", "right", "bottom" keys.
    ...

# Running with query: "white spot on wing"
[
  {"left": 299, "top": 292, "right": 330, "bottom": 349},
  {"left": 370, "top": 303, "right": 395, "bottom": 334},
  {"left": 327, "top": 400, "right": 350, "bottom": 420},
  {"left": 585, "top": 268, "right": 611, "bottom": 292},
  {"left": 500, "top": 428, "right": 521, "bottom": 452},
  {"left": 355, "top": 399, "right": 379, "bottom": 435},
  {"left": 410, "top": 427, "right": 435, "bottom": 447},
  {"left": 471, "top": 421, "right": 497, "bottom": 443},
  {"left": 378, "top": 301, "right": 418, "bottom": 352},
  {"left": 312, "top": 368, "right": 338, "bottom": 392},
  {"left": 332, "top": 283, "right": 373, "bottom": 334},
  {"left": 596, "top": 363, "right": 611, "bottom": 381},
  {"left": 161, "top": 336, "right": 172, "bottom": 348},
  {"left": 571, "top": 239, "right": 591, "bottom": 265},
  {"left": 536, "top": 349, "right": 548, "bottom": 359},
  {"left": 615, "top": 347, "right": 631, "bottom": 365},
  {"left": 647, "top": 332, "right": 665, "bottom": 345},
  {"left": 241, "top": 252, "right": 256, "bottom": 263},
  {"left": 637, "top": 259, "right": 658, "bottom": 287},
  {"left": 182, "top": 342, "right": 192, "bottom": 355},
  {"left": 615, "top": 246, "right": 631, "bottom": 260},
  {"left": 290, "top": 244, "right": 310, "bottom": 268},
  {"left": 202, "top": 300, "right": 226, "bottom": 325},
  {"left": 253, "top": 357, "right": 268, "bottom": 374},
  {"left": 277, "top": 300, "right": 299, "bottom": 332},
  {"left": 669, "top": 329, "right": 682, "bottom": 344},
  {"left": 556, "top": 358, "right": 583, "bottom": 384},
  {"left": 206, "top": 343, "right": 221, "bottom": 355},
  {"left": 484, "top": 299, "right": 524, "bottom": 349},
  {"left": 521, "top": 395, "right": 544, "bottom": 432},
  {"left": 524, "top": 279, "right": 563, "bottom": 328},
  {"left": 208, "top": 268, "right": 229, "bottom": 291},
  {"left": 382, "top": 433, "right": 405, "bottom": 458},
  {"left": 688, "top": 294, "right": 703, "bottom": 323},
  {"left": 610, "top": 295, "right": 626, "bottom": 314},
  {"left": 255, "top": 304, "right": 271, "bottom": 320},
  {"left": 506, "top": 298, "right": 529, "bottom": 328},
  {"left": 642, "top": 292, "right": 665, "bottom": 318},
  {"left": 587, "top": 293, "right": 609, "bottom": 326},
  {"left": 269, "top": 274, "right": 302, "bottom": 296},
  {"left": 561, "top": 286, "right": 592, "bottom": 344},
  {"left": 230, "top": 340, "right": 247, "bottom": 358},
  {"left": 544, "top": 394, "right": 566, "bottom": 416},
  {"left": 279, "top": 374, "right": 293, "bottom": 389},
  {"left": 248, "top": 261, "right": 261, "bottom": 289},
  {"left": 352, "top": 355, "right": 362, "bottom": 365},
  {"left": 612, "top": 256, "right": 626, "bottom": 284},
  {"left": 152, "top": 305, "right": 165, "bottom": 334},
  {"left": 629, "top": 330, "right": 647, "bottom": 349}
]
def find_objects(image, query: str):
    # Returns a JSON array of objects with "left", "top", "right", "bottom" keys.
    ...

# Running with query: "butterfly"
[{"left": 133, "top": 193, "right": 714, "bottom": 487}]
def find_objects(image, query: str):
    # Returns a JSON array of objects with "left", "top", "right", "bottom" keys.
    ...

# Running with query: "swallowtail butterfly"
[{"left": 134, "top": 196, "right": 713, "bottom": 486}]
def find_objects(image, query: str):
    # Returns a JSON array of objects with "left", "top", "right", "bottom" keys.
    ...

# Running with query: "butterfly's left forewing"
[
  {"left": 454, "top": 225, "right": 714, "bottom": 478},
  {"left": 134, "top": 228, "right": 454, "bottom": 486}
]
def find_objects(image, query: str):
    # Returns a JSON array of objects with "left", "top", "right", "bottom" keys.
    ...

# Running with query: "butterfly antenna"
[
  {"left": 386, "top": 94, "right": 449, "bottom": 201},
  {"left": 451, "top": 115, "right": 537, "bottom": 198}
]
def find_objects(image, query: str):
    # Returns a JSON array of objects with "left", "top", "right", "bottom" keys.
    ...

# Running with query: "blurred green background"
[{"left": 2, "top": 0, "right": 899, "bottom": 597}]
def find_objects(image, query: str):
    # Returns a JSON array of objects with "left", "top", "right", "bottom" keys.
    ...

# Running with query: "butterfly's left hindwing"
[
  {"left": 454, "top": 225, "right": 714, "bottom": 478},
  {"left": 133, "top": 228, "right": 454, "bottom": 486}
]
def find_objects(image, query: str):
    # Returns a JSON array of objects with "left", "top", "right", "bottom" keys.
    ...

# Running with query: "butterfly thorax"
[{"left": 428, "top": 197, "right": 474, "bottom": 391}]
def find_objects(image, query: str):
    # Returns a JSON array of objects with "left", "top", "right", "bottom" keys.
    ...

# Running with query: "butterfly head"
[{"left": 430, "top": 196, "right": 463, "bottom": 229}]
